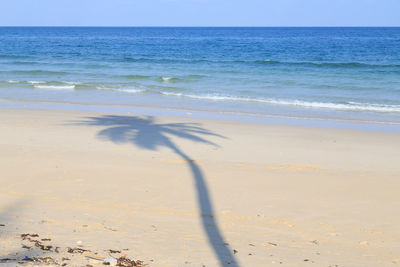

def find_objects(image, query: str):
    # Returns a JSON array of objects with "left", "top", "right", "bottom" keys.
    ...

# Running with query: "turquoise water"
[{"left": 1, "top": 27, "right": 400, "bottom": 121}]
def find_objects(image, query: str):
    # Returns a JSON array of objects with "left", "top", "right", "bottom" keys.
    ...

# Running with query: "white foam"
[
  {"left": 62, "top": 81, "right": 82, "bottom": 85},
  {"left": 96, "top": 86, "right": 145, "bottom": 94},
  {"left": 28, "top": 81, "right": 46, "bottom": 84},
  {"left": 7, "top": 80, "right": 19, "bottom": 83},
  {"left": 34, "top": 85, "right": 75, "bottom": 90},
  {"left": 162, "top": 92, "right": 183, "bottom": 97},
  {"left": 161, "top": 92, "right": 400, "bottom": 113},
  {"left": 161, "top": 77, "right": 175, "bottom": 82},
  {"left": 269, "top": 99, "right": 400, "bottom": 112}
]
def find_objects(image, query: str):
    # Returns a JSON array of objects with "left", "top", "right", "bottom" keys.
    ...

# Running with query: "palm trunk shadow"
[{"left": 166, "top": 140, "right": 239, "bottom": 267}]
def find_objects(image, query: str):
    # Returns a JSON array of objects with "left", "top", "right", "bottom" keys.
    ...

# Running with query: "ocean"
[{"left": 1, "top": 27, "right": 400, "bottom": 122}]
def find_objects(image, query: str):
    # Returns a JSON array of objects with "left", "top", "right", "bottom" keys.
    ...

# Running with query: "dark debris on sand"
[
  {"left": 117, "top": 257, "right": 144, "bottom": 267},
  {"left": 14, "top": 233, "right": 145, "bottom": 266},
  {"left": 67, "top": 247, "right": 89, "bottom": 254},
  {"left": 21, "top": 233, "right": 53, "bottom": 251}
]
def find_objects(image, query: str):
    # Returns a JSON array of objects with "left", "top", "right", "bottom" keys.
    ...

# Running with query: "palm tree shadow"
[{"left": 75, "top": 115, "right": 240, "bottom": 267}]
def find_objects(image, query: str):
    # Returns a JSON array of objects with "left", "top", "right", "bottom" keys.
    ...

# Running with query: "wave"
[
  {"left": 28, "top": 81, "right": 46, "bottom": 84},
  {"left": 122, "top": 74, "right": 203, "bottom": 83},
  {"left": 123, "top": 57, "right": 146, "bottom": 62},
  {"left": 28, "top": 80, "right": 81, "bottom": 86},
  {"left": 96, "top": 86, "right": 145, "bottom": 94},
  {"left": 120, "top": 75, "right": 151, "bottom": 80},
  {"left": 158, "top": 77, "right": 179, "bottom": 83},
  {"left": 4, "top": 61, "right": 39, "bottom": 66},
  {"left": 34, "top": 85, "right": 75, "bottom": 90},
  {"left": 12, "top": 70, "right": 69, "bottom": 75},
  {"left": 84, "top": 64, "right": 112, "bottom": 69},
  {"left": 62, "top": 81, "right": 81, "bottom": 85},
  {"left": 269, "top": 99, "right": 400, "bottom": 113},
  {"left": 3, "top": 57, "right": 398, "bottom": 73},
  {"left": 161, "top": 92, "right": 400, "bottom": 113},
  {"left": 185, "top": 74, "right": 207, "bottom": 79},
  {"left": 123, "top": 57, "right": 209, "bottom": 64},
  {"left": 256, "top": 60, "right": 400, "bottom": 69},
  {"left": 121, "top": 56, "right": 400, "bottom": 70},
  {"left": 0, "top": 54, "right": 31, "bottom": 60}
]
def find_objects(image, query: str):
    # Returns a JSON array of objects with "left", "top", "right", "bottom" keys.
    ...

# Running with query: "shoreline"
[{"left": 1, "top": 98, "right": 400, "bottom": 133}]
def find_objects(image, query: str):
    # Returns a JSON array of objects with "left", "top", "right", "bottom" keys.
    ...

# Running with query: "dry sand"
[{"left": 0, "top": 108, "right": 400, "bottom": 266}]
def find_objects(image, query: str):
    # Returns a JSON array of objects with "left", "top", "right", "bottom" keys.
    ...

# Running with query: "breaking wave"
[
  {"left": 34, "top": 85, "right": 76, "bottom": 90},
  {"left": 161, "top": 92, "right": 400, "bottom": 113},
  {"left": 96, "top": 86, "right": 146, "bottom": 94}
]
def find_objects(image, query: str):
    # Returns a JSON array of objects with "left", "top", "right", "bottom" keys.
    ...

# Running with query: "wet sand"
[{"left": 1, "top": 107, "right": 400, "bottom": 266}]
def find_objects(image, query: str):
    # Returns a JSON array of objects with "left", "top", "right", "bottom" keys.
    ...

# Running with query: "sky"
[{"left": 1, "top": 0, "right": 399, "bottom": 27}]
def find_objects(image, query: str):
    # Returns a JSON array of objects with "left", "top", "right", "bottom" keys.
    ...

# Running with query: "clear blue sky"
[{"left": 1, "top": 0, "right": 399, "bottom": 27}]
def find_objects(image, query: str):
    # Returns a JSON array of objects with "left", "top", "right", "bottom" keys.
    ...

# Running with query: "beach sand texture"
[{"left": 1, "top": 108, "right": 400, "bottom": 266}]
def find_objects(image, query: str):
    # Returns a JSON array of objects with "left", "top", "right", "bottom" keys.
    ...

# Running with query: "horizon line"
[{"left": 0, "top": 25, "right": 400, "bottom": 28}]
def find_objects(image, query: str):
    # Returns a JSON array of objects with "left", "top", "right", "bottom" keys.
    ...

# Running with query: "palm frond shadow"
[{"left": 76, "top": 115, "right": 240, "bottom": 267}]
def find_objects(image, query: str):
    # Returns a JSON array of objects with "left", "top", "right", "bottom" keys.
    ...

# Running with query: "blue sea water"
[{"left": 0, "top": 27, "right": 400, "bottom": 122}]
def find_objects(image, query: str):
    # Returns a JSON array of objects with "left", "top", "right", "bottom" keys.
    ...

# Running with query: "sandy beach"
[{"left": 1, "top": 107, "right": 400, "bottom": 267}]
